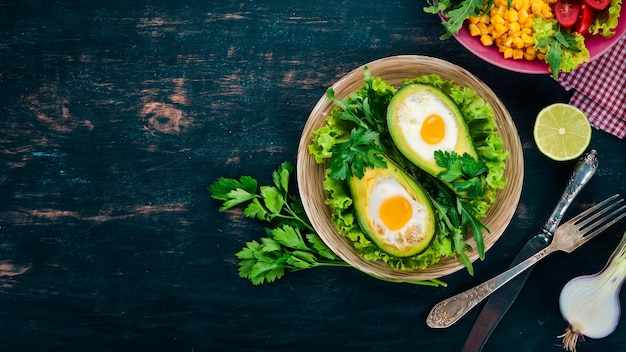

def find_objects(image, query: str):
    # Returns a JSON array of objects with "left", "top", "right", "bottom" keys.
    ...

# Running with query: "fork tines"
[{"left": 573, "top": 194, "right": 626, "bottom": 237}]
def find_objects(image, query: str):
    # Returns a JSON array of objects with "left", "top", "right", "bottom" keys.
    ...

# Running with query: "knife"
[{"left": 460, "top": 149, "right": 598, "bottom": 352}]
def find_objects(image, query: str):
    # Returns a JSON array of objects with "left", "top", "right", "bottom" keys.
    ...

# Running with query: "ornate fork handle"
[{"left": 426, "top": 245, "right": 555, "bottom": 329}]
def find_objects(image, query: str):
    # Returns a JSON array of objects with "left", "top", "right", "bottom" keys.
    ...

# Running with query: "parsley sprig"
[
  {"left": 435, "top": 150, "right": 489, "bottom": 198},
  {"left": 209, "top": 162, "right": 348, "bottom": 285},
  {"left": 209, "top": 161, "right": 445, "bottom": 286},
  {"left": 327, "top": 128, "right": 387, "bottom": 181},
  {"left": 325, "top": 68, "right": 395, "bottom": 181}
]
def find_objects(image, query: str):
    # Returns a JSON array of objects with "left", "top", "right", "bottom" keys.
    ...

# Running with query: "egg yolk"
[
  {"left": 421, "top": 114, "right": 446, "bottom": 145},
  {"left": 379, "top": 195, "right": 412, "bottom": 231}
]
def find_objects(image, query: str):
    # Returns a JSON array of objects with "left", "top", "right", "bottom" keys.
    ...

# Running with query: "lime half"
[{"left": 533, "top": 103, "right": 592, "bottom": 161}]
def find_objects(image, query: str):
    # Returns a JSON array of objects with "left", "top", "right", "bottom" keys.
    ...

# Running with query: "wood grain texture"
[{"left": 0, "top": 1, "right": 625, "bottom": 351}]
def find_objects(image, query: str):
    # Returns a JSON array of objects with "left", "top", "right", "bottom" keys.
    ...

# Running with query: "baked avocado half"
[
  {"left": 387, "top": 84, "right": 477, "bottom": 177},
  {"left": 348, "top": 156, "right": 436, "bottom": 257}
]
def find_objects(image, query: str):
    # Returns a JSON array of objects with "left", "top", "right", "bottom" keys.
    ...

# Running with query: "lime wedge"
[{"left": 533, "top": 103, "right": 592, "bottom": 161}]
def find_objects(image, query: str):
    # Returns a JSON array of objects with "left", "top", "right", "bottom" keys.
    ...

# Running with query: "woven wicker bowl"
[{"left": 296, "top": 55, "right": 523, "bottom": 281}]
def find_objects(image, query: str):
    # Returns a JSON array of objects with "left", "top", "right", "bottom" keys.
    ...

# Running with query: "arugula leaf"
[
  {"left": 458, "top": 198, "right": 489, "bottom": 260},
  {"left": 534, "top": 20, "right": 589, "bottom": 79},
  {"left": 426, "top": 0, "right": 495, "bottom": 39},
  {"left": 452, "top": 231, "right": 474, "bottom": 275}
]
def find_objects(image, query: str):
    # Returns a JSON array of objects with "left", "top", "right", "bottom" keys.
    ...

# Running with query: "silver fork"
[{"left": 426, "top": 194, "right": 626, "bottom": 329}]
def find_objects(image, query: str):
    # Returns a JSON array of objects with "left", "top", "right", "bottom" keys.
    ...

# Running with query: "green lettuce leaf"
[
  {"left": 589, "top": 0, "right": 623, "bottom": 38},
  {"left": 533, "top": 18, "right": 590, "bottom": 77}
]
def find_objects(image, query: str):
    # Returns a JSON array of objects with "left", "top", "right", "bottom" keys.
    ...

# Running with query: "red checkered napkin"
[{"left": 557, "top": 34, "right": 626, "bottom": 139}]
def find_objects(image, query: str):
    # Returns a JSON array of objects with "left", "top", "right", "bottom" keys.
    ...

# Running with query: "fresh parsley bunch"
[{"left": 209, "top": 162, "right": 348, "bottom": 285}]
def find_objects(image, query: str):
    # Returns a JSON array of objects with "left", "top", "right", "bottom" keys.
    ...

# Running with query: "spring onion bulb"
[{"left": 558, "top": 230, "right": 626, "bottom": 352}]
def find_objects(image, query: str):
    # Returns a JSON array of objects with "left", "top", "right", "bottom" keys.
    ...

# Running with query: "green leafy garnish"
[
  {"left": 590, "top": 0, "right": 623, "bottom": 37},
  {"left": 435, "top": 151, "right": 489, "bottom": 198},
  {"left": 424, "top": 0, "right": 496, "bottom": 39},
  {"left": 209, "top": 162, "right": 348, "bottom": 285},
  {"left": 209, "top": 161, "right": 445, "bottom": 286},
  {"left": 327, "top": 127, "right": 387, "bottom": 181},
  {"left": 531, "top": 18, "right": 590, "bottom": 79},
  {"left": 536, "top": 27, "right": 581, "bottom": 79},
  {"left": 324, "top": 68, "right": 395, "bottom": 181}
]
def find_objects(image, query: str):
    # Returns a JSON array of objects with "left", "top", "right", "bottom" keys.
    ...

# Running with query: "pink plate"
[{"left": 452, "top": 5, "right": 626, "bottom": 74}]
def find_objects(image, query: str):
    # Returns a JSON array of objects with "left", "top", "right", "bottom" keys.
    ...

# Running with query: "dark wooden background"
[{"left": 0, "top": 0, "right": 624, "bottom": 351}]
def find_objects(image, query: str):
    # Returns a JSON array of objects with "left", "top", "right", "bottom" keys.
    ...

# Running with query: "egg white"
[
  {"left": 395, "top": 89, "right": 459, "bottom": 162},
  {"left": 367, "top": 177, "right": 429, "bottom": 248}
]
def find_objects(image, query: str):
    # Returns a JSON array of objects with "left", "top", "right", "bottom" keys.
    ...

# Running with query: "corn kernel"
[
  {"left": 523, "top": 17, "right": 535, "bottom": 28},
  {"left": 521, "top": 33, "right": 534, "bottom": 44},
  {"left": 494, "top": 5, "right": 507, "bottom": 16},
  {"left": 491, "top": 14, "right": 505, "bottom": 25},
  {"left": 537, "top": 52, "right": 546, "bottom": 61},
  {"left": 476, "top": 22, "right": 488, "bottom": 35},
  {"left": 470, "top": 0, "right": 541, "bottom": 62},
  {"left": 480, "top": 35, "right": 494, "bottom": 46},
  {"left": 531, "top": 0, "right": 543, "bottom": 14},
  {"left": 469, "top": 23, "right": 481, "bottom": 36},
  {"left": 495, "top": 23, "right": 508, "bottom": 36},
  {"left": 518, "top": 9, "right": 529, "bottom": 24}
]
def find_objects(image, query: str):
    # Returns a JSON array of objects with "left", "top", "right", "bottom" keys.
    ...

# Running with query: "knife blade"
[{"left": 460, "top": 150, "right": 599, "bottom": 352}]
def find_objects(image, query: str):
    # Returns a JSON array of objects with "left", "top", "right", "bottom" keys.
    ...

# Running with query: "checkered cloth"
[{"left": 557, "top": 34, "right": 626, "bottom": 139}]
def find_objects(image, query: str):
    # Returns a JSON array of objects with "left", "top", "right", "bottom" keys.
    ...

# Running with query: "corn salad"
[{"left": 468, "top": 0, "right": 556, "bottom": 61}]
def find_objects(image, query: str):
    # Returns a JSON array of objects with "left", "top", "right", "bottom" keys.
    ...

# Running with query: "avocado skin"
[
  {"left": 387, "top": 83, "right": 477, "bottom": 177},
  {"left": 348, "top": 156, "right": 436, "bottom": 258}
]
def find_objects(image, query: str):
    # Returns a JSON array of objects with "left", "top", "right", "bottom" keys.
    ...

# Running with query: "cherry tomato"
[
  {"left": 584, "top": 0, "right": 610, "bottom": 10},
  {"left": 573, "top": 4, "right": 596, "bottom": 34},
  {"left": 554, "top": 0, "right": 582, "bottom": 27}
]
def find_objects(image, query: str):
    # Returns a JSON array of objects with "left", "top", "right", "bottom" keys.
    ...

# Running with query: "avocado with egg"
[
  {"left": 349, "top": 156, "right": 436, "bottom": 257},
  {"left": 387, "top": 84, "right": 477, "bottom": 177}
]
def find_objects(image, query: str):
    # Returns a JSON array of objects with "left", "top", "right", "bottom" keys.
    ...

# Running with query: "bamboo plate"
[{"left": 296, "top": 55, "right": 524, "bottom": 281}]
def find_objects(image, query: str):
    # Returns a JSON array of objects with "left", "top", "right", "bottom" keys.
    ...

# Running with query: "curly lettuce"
[
  {"left": 533, "top": 18, "right": 590, "bottom": 78},
  {"left": 590, "top": 0, "right": 623, "bottom": 37}
]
